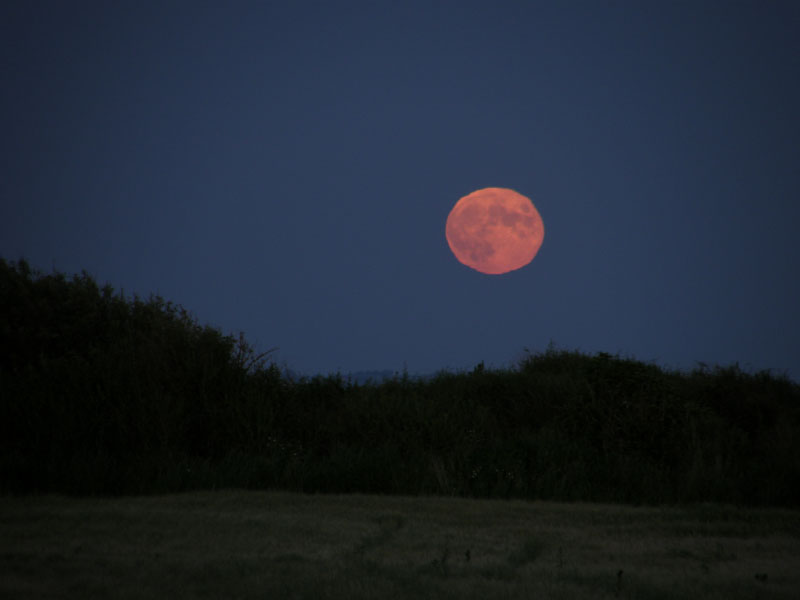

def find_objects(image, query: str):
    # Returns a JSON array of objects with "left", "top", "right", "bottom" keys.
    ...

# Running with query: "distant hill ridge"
[{"left": 285, "top": 369, "right": 428, "bottom": 385}]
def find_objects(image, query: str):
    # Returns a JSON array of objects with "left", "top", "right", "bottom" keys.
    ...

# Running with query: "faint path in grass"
[{"left": 1, "top": 491, "right": 799, "bottom": 599}]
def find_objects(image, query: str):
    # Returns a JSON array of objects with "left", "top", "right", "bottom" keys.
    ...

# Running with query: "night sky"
[{"left": 3, "top": 1, "right": 799, "bottom": 380}]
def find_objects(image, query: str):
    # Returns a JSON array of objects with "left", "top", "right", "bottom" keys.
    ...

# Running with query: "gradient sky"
[{"left": 3, "top": 1, "right": 799, "bottom": 380}]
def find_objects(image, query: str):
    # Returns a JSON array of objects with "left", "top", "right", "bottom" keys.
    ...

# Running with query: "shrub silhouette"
[
  {"left": 2, "top": 257, "right": 799, "bottom": 504},
  {"left": 1, "top": 258, "right": 279, "bottom": 493}
]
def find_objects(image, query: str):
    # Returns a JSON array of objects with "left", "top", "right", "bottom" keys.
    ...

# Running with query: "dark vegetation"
[{"left": 2, "top": 258, "right": 799, "bottom": 505}]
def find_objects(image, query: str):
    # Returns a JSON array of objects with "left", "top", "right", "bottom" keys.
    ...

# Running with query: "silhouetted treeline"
[{"left": 2, "top": 258, "right": 799, "bottom": 505}]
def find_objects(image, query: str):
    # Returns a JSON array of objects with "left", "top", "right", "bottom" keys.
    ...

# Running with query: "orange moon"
[{"left": 445, "top": 187, "right": 544, "bottom": 275}]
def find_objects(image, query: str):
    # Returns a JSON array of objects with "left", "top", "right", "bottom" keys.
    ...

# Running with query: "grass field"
[{"left": 2, "top": 491, "right": 799, "bottom": 599}]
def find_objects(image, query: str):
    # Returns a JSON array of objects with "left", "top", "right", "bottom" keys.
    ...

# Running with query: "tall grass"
[{"left": 2, "top": 258, "right": 799, "bottom": 504}]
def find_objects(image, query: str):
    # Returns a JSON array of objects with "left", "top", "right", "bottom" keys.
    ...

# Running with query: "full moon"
[{"left": 445, "top": 187, "right": 544, "bottom": 275}]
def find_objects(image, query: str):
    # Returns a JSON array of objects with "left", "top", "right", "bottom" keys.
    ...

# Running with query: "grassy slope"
[{"left": 2, "top": 491, "right": 799, "bottom": 599}]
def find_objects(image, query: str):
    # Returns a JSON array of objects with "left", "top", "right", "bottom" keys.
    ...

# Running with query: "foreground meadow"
[{"left": 2, "top": 491, "right": 799, "bottom": 599}]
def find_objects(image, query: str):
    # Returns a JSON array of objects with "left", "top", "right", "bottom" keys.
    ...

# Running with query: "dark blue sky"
[{"left": 3, "top": 1, "right": 799, "bottom": 380}]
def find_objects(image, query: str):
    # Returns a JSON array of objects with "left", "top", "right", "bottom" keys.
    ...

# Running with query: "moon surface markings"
[{"left": 445, "top": 187, "right": 544, "bottom": 275}]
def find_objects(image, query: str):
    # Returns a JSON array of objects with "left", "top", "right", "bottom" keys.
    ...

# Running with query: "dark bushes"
[{"left": 2, "top": 258, "right": 799, "bottom": 505}]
